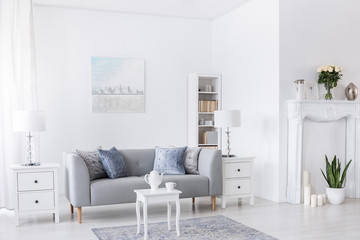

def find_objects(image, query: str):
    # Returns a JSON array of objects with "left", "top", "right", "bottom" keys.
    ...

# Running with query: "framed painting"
[{"left": 91, "top": 57, "right": 145, "bottom": 112}]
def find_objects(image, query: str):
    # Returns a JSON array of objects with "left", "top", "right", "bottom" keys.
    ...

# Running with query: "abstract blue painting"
[{"left": 91, "top": 57, "right": 145, "bottom": 112}]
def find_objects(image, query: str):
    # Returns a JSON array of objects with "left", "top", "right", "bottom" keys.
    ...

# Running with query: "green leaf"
[
  {"left": 337, "top": 159, "right": 341, "bottom": 187},
  {"left": 323, "top": 155, "right": 339, "bottom": 188},
  {"left": 321, "top": 168, "right": 330, "bottom": 186},
  {"left": 328, "top": 172, "right": 335, "bottom": 188},
  {"left": 327, "top": 158, "right": 336, "bottom": 188},
  {"left": 335, "top": 164, "right": 340, "bottom": 188},
  {"left": 339, "top": 160, "right": 352, "bottom": 188},
  {"left": 325, "top": 155, "right": 330, "bottom": 168},
  {"left": 325, "top": 155, "right": 331, "bottom": 185},
  {"left": 332, "top": 155, "right": 337, "bottom": 177}
]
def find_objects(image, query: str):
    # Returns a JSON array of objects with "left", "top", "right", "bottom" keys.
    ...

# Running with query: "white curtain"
[{"left": 0, "top": 0, "right": 38, "bottom": 209}]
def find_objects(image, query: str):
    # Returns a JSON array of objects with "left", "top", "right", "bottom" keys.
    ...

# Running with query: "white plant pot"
[{"left": 326, "top": 187, "right": 346, "bottom": 204}]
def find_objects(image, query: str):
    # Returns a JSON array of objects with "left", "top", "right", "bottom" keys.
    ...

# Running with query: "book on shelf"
[
  {"left": 198, "top": 100, "right": 218, "bottom": 112},
  {"left": 200, "top": 145, "right": 218, "bottom": 149}
]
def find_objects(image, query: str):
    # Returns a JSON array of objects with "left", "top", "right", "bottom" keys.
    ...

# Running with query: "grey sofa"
[{"left": 63, "top": 148, "right": 222, "bottom": 223}]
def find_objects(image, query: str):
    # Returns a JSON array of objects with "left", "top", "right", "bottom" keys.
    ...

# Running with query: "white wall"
[
  {"left": 34, "top": 0, "right": 360, "bottom": 201},
  {"left": 279, "top": 0, "right": 360, "bottom": 201},
  {"left": 34, "top": 6, "right": 212, "bottom": 193},
  {"left": 212, "top": 0, "right": 280, "bottom": 201}
]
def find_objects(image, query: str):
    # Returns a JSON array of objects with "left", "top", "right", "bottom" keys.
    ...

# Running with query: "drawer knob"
[
  {"left": 35, "top": 200, "right": 39, "bottom": 204},
  {"left": 34, "top": 180, "right": 38, "bottom": 184},
  {"left": 238, "top": 186, "right": 241, "bottom": 189},
  {"left": 237, "top": 169, "right": 241, "bottom": 172}
]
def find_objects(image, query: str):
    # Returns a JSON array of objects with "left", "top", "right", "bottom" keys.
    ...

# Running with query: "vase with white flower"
[{"left": 317, "top": 65, "right": 343, "bottom": 100}]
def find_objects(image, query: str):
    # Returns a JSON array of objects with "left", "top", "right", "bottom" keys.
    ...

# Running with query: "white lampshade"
[
  {"left": 214, "top": 110, "right": 241, "bottom": 128},
  {"left": 13, "top": 111, "right": 46, "bottom": 132}
]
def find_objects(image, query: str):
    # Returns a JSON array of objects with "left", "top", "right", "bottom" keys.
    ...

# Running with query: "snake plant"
[{"left": 321, "top": 155, "right": 352, "bottom": 188}]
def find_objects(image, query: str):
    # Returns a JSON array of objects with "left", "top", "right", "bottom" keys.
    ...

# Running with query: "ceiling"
[{"left": 33, "top": 0, "right": 250, "bottom": 20}]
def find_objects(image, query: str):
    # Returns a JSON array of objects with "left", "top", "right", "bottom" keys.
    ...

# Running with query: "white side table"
[
  {"left": 10, "top": 163, "right": 60, "bottom": 226},
  {"left": 134, "top": 188, "right": 182, "bottom": 240},
  {"left": 221, "top": 157, "right": 255, "bottom": 208}
]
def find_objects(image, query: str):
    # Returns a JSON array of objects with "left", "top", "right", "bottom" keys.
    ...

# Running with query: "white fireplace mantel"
[{"left": 287, "top": 100, "right": 360, "bottom": 204}]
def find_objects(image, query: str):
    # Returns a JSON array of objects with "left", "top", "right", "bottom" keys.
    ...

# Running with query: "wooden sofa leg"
[
  {"left": 192, "top": 197, "right": 195, "bottom": 204},
  {"left": 212, "top": 196, "right": 216, "bottom": 211},
  {"left": 77, "top": 207, "right": 82, "bottom": 224},
  {"left": 70, "top": 203, "right": 74, "bottom": 214}
]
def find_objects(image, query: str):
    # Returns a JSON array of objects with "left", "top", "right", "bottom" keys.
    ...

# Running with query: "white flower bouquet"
[{"left": 317, "top": 65, "right": 343, "bottom": 100}]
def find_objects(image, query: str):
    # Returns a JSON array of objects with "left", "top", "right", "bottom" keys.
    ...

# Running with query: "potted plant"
[
  {"left": 317, "top": 65, "right": 343, "bottom": 100},
  {"left": 320, "top": 155, "right": 352, "bottom": 204}
]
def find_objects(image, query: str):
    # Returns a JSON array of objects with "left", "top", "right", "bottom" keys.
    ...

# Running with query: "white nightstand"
[
  {"left": 10, "top": 163, "right": 60, "bottom": 226},
  {"left": 221, "top": 156, "right": 255, "bottom": 208}
]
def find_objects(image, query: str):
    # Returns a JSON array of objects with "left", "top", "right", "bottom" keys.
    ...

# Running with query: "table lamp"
[
  {"left": 13, "top": 111, "right": 46, "bottom": 166},
  {"left": 214, "top": 110, "right": 241, "bottom": 157}
]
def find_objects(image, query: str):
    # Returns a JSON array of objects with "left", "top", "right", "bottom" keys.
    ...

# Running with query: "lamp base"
[
  {"left": 222, "top": 154, "right": 236, "bottom": 158},
  {"left": 22, "top": 162, "right": 41, "bottom": 166}
]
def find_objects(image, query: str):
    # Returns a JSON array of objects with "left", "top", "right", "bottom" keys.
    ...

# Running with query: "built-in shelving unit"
[{"left": 187, "top": 73, "right": 222, "bottom": 149}]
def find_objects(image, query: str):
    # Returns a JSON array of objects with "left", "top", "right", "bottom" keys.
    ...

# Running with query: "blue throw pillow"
[
  {"left": 98, "top": 147, "right": 128, "bottom": 179},
  {"left": 153, "top": 146, "right": 187, "bottom": 175}
]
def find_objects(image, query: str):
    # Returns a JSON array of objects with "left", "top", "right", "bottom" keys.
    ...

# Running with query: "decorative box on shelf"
[
  {"left": 220, "top": 156, "right": 255, "bottom": 208},
  {"left": 10, "top": 163, "right": 60, "bottom": 226}
]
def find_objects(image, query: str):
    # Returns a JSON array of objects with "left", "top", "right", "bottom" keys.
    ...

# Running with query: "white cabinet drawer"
[
  {"left": 224, "top": 162, "right": 251, "bottom": 178},
  {"left": 224, "top": 179, "right": 251, "bottom": 195},
  {"left": 18, "top": 192, "right": 54, "bottom": 211},
  {"left": 18, "top": 172, "right": 54, "bottom": 191}
]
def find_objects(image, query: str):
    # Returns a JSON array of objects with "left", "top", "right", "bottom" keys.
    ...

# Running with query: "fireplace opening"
[{"left": 303, "top": 118, "right": 346, "bottom": 195}]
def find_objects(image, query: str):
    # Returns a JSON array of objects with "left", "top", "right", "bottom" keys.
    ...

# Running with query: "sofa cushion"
[
  {"left": 90, "top": 175, "right": 209, "bottom": 205},
  {"left": 153, "top": 146, "right": 187, "bottom": 175},
  {"left": 91, "top": 176, "right": 149, "bottom": 205},
  {"left": 76, "top": 147, "right": 107, "bottom": 181},
  {"left": 118, "top": 149, "right": 155, "bottom": 176},
  {"left": 160, "top": 175, "right": 209, "bottom": 198},
  {"left": 184, "top": 147, "right": 202, "bottom": 174},
  {"left": 99, "top": 147, "right": 128, "bottom": 179}
]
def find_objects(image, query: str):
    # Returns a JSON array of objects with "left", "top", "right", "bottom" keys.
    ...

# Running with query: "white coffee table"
[{"left": 134, "top": 188, "right": 182, "bottom": 240}]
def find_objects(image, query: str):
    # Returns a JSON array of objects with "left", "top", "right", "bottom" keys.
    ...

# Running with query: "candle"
[
  {"left": 317, "top": 195, "right": 323, "bottom": 206},
  {"left": 311, "top": 194, "right": 317, "bottom": 207},
  {"left": 304, "top": 185, "right": 311, "bottom": 205},
  {"left": 322, "top": 194, "right": 327, "bottom": 205},
  {"left": 303, "top": 170, "right": 310, "bottom": 187}
]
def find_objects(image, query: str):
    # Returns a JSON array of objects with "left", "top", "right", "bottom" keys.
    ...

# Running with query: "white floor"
[{"left": 1, "top": 196, "right": 360, "bottom": 240}]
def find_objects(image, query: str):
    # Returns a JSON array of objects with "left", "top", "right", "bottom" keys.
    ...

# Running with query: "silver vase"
[{"left": 345, "top": 82, "right": 358, "bottom": 101}]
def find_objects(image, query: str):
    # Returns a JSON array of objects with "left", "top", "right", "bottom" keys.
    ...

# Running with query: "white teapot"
[{"left": 144, "top": 170, "right": 163, "bottom": 191}]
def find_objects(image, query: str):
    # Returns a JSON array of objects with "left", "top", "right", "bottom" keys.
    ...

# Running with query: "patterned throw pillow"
[
  {"left": 184, "top": 147, "right": 202, "bottom": 174},
  {"left": 76, "top": 147, "right": 107, "bottom": 181},
  {"left": 98, "top": 147, "right": 128, "bottom": 179},
  {"left": 153, "top": 146, "right": 187, "bottom": 175}
]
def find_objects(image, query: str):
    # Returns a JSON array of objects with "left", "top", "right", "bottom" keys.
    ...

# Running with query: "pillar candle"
[
  {"left": 303, "top": 170, "right": 310, "bottom": 187},
  {"left": 317, "top": 195, "right": 323, "bottom": 206},
  {"left": 322, "top": 194, "right": 327, "bottom": 205},
  {"left": 304, "top": 185, "right": 311, "bottom": 205},
  {"left": 311, "top": 194, "right": 317, "bottom": 207}
]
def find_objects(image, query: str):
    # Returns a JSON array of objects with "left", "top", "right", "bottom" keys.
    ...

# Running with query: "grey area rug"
[{"left": 92, "top": 215, "right": 277, "bottom": 240}]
